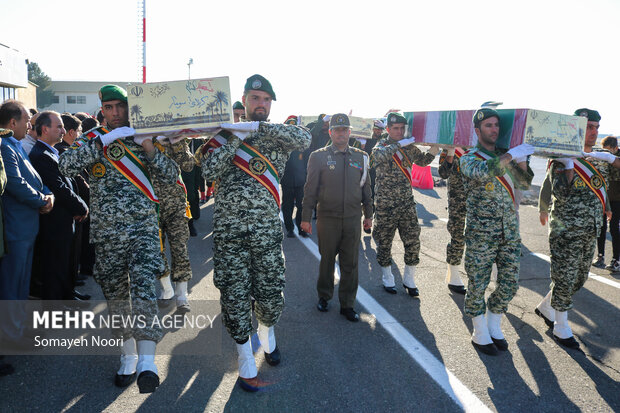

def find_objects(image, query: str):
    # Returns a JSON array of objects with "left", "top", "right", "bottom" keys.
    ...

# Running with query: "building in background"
[
  {"left": 0, "top": 43, "right": 35, "bottom": 108},
  {"left": 48, "top": 81, "right": 130, "bottom": 115}
]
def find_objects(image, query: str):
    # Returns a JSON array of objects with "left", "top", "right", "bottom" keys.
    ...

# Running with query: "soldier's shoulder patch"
[
  {"left": 349, "top": 147, "right": 366, "bottom": 155},
  {"left": 315, "top": 146, "right": 329, "bottom": 153}
]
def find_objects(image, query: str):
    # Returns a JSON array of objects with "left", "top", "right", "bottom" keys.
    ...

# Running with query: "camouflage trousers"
[
  {"left": 94, "top": 227, "right": 165, "bottom": 342},
  {"left": 373, "top": 202, "right": 420, "bottom": 267},
  {"left": 549, "top": 231, "right": 595, "bottom": 311},
  {"left": 446, "top": 189, "right": 466, "bottom": 265},
  {"left": 464, "top": 230, "right": 520, "bottom": 317},
  {"left": 159, "top": 207, "right": 192, "bottom": 282},
  {"left": 213, "top": 235, "right": 285, "bottom": 343}
]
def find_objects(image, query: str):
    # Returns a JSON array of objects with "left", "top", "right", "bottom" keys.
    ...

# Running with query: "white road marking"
[
  {"left": 293, "top": 229, "right": 491, "bottom": 412},
  {"left": 529, "top": 253, "right": 620, "bottom": 290},
  {"left": 439, "top": 218, "right": 449, "bottom": 223}
]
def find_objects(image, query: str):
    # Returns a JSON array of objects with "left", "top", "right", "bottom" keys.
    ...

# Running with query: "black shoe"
[
  {"left": 188, "top": 220, "right": 197, "bottom": 237},
  {"left": 535, "top": 308, "right": 554, "bottom": 329},
  {"left": 383, "top": 285, "right": 397, "bottom": 294},
  {"left": 115, "top": 372, "right": 136, "bottom": 387},
  {"left": 317, "top": 298, "right": 329, "bottom": 312},
  {"left": 363, "top": 228, "right": 371, "bottom": 234},
  {"left": 77, "top": 274, "right": 88, "bottom": 281},
  {"left": 553, "top": 334, "right": 580, "bottom": 349},
  {"left": 298, "top": 230, "right": 310, "bottom": 238},
  {"left": 264, "top": 346, "right": 281, "bottom": 366},
  {"left": 286, "top": 230, "right": 295, "bottom": 238},
  {"left": 592, "top": 254, "right": 605, "bottom": 268},
  {"left": 340, "top": 308, "right": 360, "bottom": 322},
  {"left": 158, "top": 297, "right": 175, "bottom": 308},
  {"left": 137, "top": 370, "right": 160, "bottom": 393},
  {"left": 237, "top": 376, "right": 270, "bottom": 392},
  {"left": 73, "top": 290, "right": 91, "bottom": 300},
  {"left": 75, "top": 280, "right": 85, "bottom": 287},
  {"left": 491, "top": 337, "right": 509, "bottom": 351},
  {"left": 403, "top": 284, "right": 419, "bottom": 297},
  {"left": 448, "top": 284, "right": 466, "bottom": 295},
  {"left": 472, "top": 341, "right": 499, "bottom": 356},
  {"left": 80, "top": 269, "right": 93, "bottom": 276},
  {"left": 0, "top": 362, "right": 15, "bottom": 376},
  {"left": 66, "top": 297, "right": 90, "bottom": 309}
]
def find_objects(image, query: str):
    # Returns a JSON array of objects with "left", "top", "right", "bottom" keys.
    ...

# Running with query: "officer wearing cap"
[
  {"left": 233, "top": 101, "right": 245, "bottom": 123},
  {"left": 199, "top": 74, "right": 310, "bottom": 392},
  {"left": 459, "top": 108, "right": 534, "bottom": 356},
  {"left": 536, "top": 108, "right": 620, "bottom": 350},
  {"left": 59, "top": 84, "right": 180, "bottom": 392},
  {"left": 301, "top": 113, "right": 373, "bottom": 322},
  {"left": 371, "top": 112, "right": 439, "bottom": 297}
]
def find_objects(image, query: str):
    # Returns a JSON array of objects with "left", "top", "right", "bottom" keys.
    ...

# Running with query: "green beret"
[
  {"left": 330, "top": 113, "right": 351, "bottom": 129},
  {"left": 233, "top": 101, "right": 244, "bottom": 110},
  {"left": 473, "top": 108, "right": 499, "bottom": 127},
  {"left": 244, "top": 74, "right": 276, "bottom": 101},
  {"left": 99, "top": 84, "right": 127, "bottom": 103},
  {"left": 387, "top": 113, "right": 406, "bottom": 126},
  {"left": 574, "top": 108, "right": 601, "bottom": 122}
]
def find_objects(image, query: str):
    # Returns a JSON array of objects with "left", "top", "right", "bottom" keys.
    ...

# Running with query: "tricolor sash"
[
  {"left": 74, "top": 126, "right": 110, "bottom": 147},
  {"left": 206, "top": 134, "right": 281, "bottom": 207},
  {"left": 472, "top": 149, "right": 516, "bottom": 205},
  {"left": 392, "top": 149, "right": 413, "bottom": 185},
  {"left": 573, "top": 158, "right": 608, "bottom": 210},
  {"left": 103, "top": 140, "right": 159, "bottom": 205},
  {"left": 454, "top": 147, "right": 465, "bottom": 159}
]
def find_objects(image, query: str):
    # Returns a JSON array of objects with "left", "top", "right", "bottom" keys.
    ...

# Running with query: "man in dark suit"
[
  {"left": 29, "top": 111, "right": 88, "bottom": 301},
  {"left": 0, "top": 100, "right": 54, "bottom": 349}
]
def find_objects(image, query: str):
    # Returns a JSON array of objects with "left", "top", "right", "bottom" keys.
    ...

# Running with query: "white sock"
[
  {"left": 536, "top": 290, "right": 554, "bottom": 322},
  {"left": 159, "top": 276, "right": 174, "bottom": 300},
  {"left": 445, "top": 264, "right": 464, "bottom": 286},
  {"left": 136, "top": 340, "right": 158, "bottom": 375},
  {"left": 257, "top": 324, "right": 276, "bottom": 354},
  {"left": 381, "top": 266, "right": 395, "bottom": 288},
  {"left": 471, "top": 314, "right": 493, "bottom": 345},
  {"left": 118, "top": 337, "right": 138, "bottom": 375},
  {"left": 236, "top": 339, "right": 257, "bottom": 379},
  {"left": 175, "top": 281, "right": 188, "bottom": 302},
  {"left": 486, "top": 310, "right": 505, "bottom": 340},
  {"left": 403, "top": 265, "right": 416, "bottom": 288},
  {"left": 553, "top": 309, "right": 573, "bottom": 339}
]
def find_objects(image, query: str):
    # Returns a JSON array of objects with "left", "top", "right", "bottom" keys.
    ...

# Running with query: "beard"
[{"left": 248, "top": 109, "right": 269, "bottom": 122}]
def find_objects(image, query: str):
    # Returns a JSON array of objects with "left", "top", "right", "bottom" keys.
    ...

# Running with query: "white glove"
[
  {"left": 169, "top": 135, "right": 185, "bottom": 145},
  {"left": 427, "top": 145, "right": 440, "bottom": 156},
  {"left": 398, "top": 137, "right": 416, "bottom": 147},
  {"left": 583, "top": 150, "right": 616, "bottom": 164},
  {"left": 100, "top": 126, "right": 135, "bottom": 146},
  {"left": 374, "top": 120, "right": 386, "bottom": 129},
  {"left": 133, "top": 136, "right": 152, "bottom": 145},
  {"left": 322, "top": 115, "right": 331, "bottom": 123},
  {"left": 156, "top": 135, "right": 167, "bottom": 142},
  {"left": 513, "top": 156, "right": 527, "bottom": 163},
  {"left": 220, "top": 121, "right": 260, "bottom": 141},
  {"left": 507, "top": 144, "right": 534, "bottom": 160},
  {"left": 555, "top": 158, "right": 574, "bottom": 169},
  {"left": 446, "top": 148, "right": 455, "bottom": 157},
  {"left": 357, "top": 138, "right": 367, "bottom": 145}
]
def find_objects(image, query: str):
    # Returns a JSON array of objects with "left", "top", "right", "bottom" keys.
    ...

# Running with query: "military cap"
[
  {"left": 330, "top": 113, "right": 351, "bottom": 129},
  {"left": 387, "top": 113, "right": 407, "bottom": 126},
  {"left": 99, "top": 84, "right": 127, "bottom": 103},
  {"left": 233, "top": 101, "right": 244, "bottom": 110},
  {"left": 574, "top": 108, "right": 601, "bottom": 122},
  {"left": 473, "top": 108, "right": 500, "bottom": 128},
  {"left": 244, "top": 74, "right": 276, "bottom": 101},
  {"left": 284, "top": 115, "right": 298, "bottom": 125}
]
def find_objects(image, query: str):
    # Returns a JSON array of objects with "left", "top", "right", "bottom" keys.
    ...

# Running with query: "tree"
[
  {"left": 28, "top": 62, "right": 55, "bottom": 109},
  {"left": 214, "top": 91, "right": 229, "bottom": 119}
]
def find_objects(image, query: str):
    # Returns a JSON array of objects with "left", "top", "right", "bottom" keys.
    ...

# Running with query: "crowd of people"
[{"left": 0, "top": 74, "right": 616, "bottom": 394}]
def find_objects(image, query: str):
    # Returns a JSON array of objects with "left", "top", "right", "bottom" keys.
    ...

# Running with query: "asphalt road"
[{"left": 1, "top": 181, "right": 619, "bottom": 412}]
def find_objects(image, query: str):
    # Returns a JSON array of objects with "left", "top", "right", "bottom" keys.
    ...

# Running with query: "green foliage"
[{"left": 27, "top": 62, "right": 55, "bottom": 109}]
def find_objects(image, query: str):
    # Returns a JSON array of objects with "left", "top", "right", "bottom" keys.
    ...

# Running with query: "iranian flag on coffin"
[{"left": 403, "top": 109, "right": 586, "bottom": 157}]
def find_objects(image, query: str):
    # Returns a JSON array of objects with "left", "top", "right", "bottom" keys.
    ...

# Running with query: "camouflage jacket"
[
  {"left": 460, "top": 145, "right": 533, "bottom": 235},
  {"left": 58, "top": 129, "right": 180, "bottom": 243},
  {"left": 438, "top": 150, "right": 465, "bottom": 195},
  {"left": 540, "top": 154, "right": 613, "bottom": 237},
  {"left": 371, "top": 137, "right": 435, "bottom": 208},
  {"left": 152, "top": 140, "right": 196, "bottom": 215},
  {"left": 201, "top": 122, "right": 310, "bottom": 240}
]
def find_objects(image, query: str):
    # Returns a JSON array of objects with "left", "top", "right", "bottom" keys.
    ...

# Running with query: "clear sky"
[{"left": 2, "top": 0, "right": 619, "bottom": 133}]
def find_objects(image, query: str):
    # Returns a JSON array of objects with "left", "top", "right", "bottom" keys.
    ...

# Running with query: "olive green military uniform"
[
  {"left": 153, "top": 140, "right": 196, "bottom": 283},
  {"left": 438, "top": 150, "right": 466, "bottom": 265},
  {"left": 371, "top": 137, "right": 435, "bottom": 267},
  {"left": 59, "top": 127, "right": 180, "bottom": 341},
  {"left": 302, "top": 144, "right": 373, "bottom": 308},
  {"left": 460, "top": 145, "right": 533, "bottom": 317},
  {"left": 200, "top": 123, "right": 310, "bottom": 343}
]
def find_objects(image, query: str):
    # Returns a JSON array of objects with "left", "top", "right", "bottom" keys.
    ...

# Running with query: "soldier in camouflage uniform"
[
  {"left": 371, "top": 112, "right": 439, "bottom": 297},
  {"left": 59, "top": 85, "right": 180, "bottom": 393},
  {"left": 153, "top": 138, "right": 196, "bottom": 312},
  {"left": 536, "top": 108, "right": 620, "bottom": 350},
  {"left": 460, "top": 108, "right": 534, "bottom": 356},
  {"left": 438, "top": 148, "right": 467, "bottom": 294},
  {"left": 198, "top": 75, "right": 310, "bottom": 392}
]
